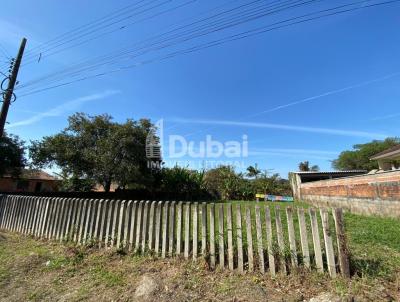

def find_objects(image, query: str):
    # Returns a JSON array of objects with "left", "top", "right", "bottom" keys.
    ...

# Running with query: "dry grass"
[{"left": 0, "top": 231, "right": 399, "bottom": 301}]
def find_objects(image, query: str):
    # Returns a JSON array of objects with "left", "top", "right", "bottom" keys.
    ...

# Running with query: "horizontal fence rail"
[{"left": 0, "top": 195, "right": 350, "bottom": 278}]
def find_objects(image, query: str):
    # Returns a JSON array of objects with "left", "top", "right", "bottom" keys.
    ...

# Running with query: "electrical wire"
[{"left": 18, "top": 0, "right": 399, "bottom": 98}]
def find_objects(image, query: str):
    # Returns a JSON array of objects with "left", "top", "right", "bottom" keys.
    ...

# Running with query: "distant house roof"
[
  {"left": 2, "top": 169, "right": 58, "bottom": 181},
  {"left": 291, "top": 170, "right": 367, "bottom": 183},
  {"left": 293, "top": 170, "right": 366, "bottom": 175},
  {"left": 370, "top": 145, "right": 400, "bottom": 160}
]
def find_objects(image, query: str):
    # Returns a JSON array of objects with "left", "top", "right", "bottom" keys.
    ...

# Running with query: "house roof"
[
  {"left": 2, "top": 170, "right": 58, "bottom": 181},
  {"left": 292, "top": 170, "right": 366, "bottom": 175},
  {"left": 370, "top": 145, "right": 400, "bottom": 160}
]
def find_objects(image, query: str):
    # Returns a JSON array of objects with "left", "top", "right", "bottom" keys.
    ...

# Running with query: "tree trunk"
[{"left": 103, "top": 179, "right": 112, "bottom": 192}]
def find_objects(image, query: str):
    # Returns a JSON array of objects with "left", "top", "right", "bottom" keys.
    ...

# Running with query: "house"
[
  {"left": 370, "top": 145, "right": 400, "bottom": 171},
  {"left": 0, "top": 170, "right": 60, "bottom": 193}
]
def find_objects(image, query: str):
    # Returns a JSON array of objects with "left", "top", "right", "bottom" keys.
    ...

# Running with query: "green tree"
[
  {"left": 29, "top": 113, "right": 155, "bottom": 192},
  {"left": 0, "top": 133, "right": 26, "bottom": 177},
  {"left": 298, "top": 161, "right": 319, "bottom": 172},
  {"left": 332, "top": 137, "right": 400, "bottom": 171},
  {"left": 204, "top": 165, "right": 241, "bottom": 200},
  {"left": 246, "top": 164, "right": 261, "bottom": 179}
]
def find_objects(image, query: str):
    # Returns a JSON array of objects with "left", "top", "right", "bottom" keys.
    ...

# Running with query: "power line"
[
  {"left": 17, "top": 0, "right": 315, "bottom": 90},
  {"left": 18, "top": 0, "right": 399, "bottom": 98}
]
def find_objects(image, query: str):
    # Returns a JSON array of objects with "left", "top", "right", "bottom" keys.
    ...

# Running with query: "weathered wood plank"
[
  {"left": 309, "top": 208, "right": 323, "bottom": 273},
  {"left": 141, "top": 201, "right": 150, "bottom": 252},
  {"left": 332, "top": 208, "right": 350, "bottom": 278},
  {"left": 176, "top": 202, "right": 183, "bottom": 255},
  {"left": 154, "top": 201, "right": 162, "bottom": 255},
  {"left": 135, "top": 201, "right": 144, "bottom": 252},
  {"left": 98, "top": 200, "right": 108, "bottom": 248},
  {"left": 161, "top": 201, "right": 169, "bottom": 258},
  {"left": 147, "top": 201, "right": 156, "bottom": 251},
  {"left": 275, "top": 206, "right": 286, "bottom": 274},
  {"left": 129, "top": 201, "right": 138, "bottom": 252},
  {"left": 298, "top": 207, "right": 310, "bottom": 268},
  {"left": 117, "top": 200, "right": 126, "bottom": 249},
  {"left": 192, "top": 202, "right": 198, "bottom": 260},
  {"left": 265, "top": 206, "right": 276, "bottom": 277},
  {"left": 94, "top": 200, "right": 104, "bottom": 246},
  {"left": 226, "top": 204, "right": 234, "bottom": 271},
  {"left": 320, "top": 209, "right": 337, "bottom": 278},
  {"left": 218, "top": 204, "right": 225, "bottom": 269},
  {"left": 111, "top": 200, "right": 120, "bottom": 248},
  {"left": 209, "top": 204, "right": 216, "bottom": 269},
  {"left": 169, "top": 201, "right": 176, "bottom": 257},
  {"left": 236, "top": 204, "right": 244, "bottom": 273},
  {"left": 245, "top": 206, "right": 254, "bottom": 272},
  {"left": 201, "top": 202, "right": 207, "bottom": 257},
  {"left": 105, "top": 199, "right": 114, "bottom": 247},
  {"left": 255, "top": 205, "right": 265, "bottom": 273},
  {"left": 184, "top": 202, "right": 191, "bottom": 259},
  {"left": 286, "top": 206, "right": 298, "bottom": 267}
]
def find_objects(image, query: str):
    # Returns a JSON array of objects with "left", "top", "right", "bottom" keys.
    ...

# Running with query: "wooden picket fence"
[{"left": 0, "top": 195, "right": 350, "bottom": 278}]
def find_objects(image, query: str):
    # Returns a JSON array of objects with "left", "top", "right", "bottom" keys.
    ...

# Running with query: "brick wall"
[{"left": 300, "top": 170, "right": 400, "bottom": 217}]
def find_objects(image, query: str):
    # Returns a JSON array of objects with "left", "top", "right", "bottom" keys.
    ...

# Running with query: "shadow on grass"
[{"left": 350, "top": 256, "right": 388, "bottom": 278}]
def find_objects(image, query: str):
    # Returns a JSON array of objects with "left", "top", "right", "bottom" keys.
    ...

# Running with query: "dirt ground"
[{"left": 0, "top": 231, "right": 398, "bottom": 302}]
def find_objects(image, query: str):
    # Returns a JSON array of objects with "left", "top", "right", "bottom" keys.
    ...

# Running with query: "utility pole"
[{"left": 0, "top": 38, "right": 27, "bottom": 137}]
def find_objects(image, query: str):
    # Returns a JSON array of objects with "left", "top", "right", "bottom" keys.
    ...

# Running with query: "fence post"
[
  {"left": 184, "top": 202, "right": 191, "bottom": 259},
  {"left": 264, "top": 206, "right": 275, "bottom": 277},
  {"left": 201, "top": 203, "right": 207, "bottom": 257},
  {"left": 129, "top": 201, "right": 138, "bottom": 252},
  {"left": 218, "top": 204, "right": 225, "bottom": 269},
  {"left": 309, "top": 208, "right": 324, "bottom": 273},
  {"left": 298, "top": 207, "right": 310, "bottom": 268},
  {"left": 226, "top": 204, "right": 234, "bottom": 271},
  {"left": 147, "top": 201, "right": 156, "bottom": 251},
  {"left": 169, "top": 201, "right": 176, "bottom": 257},
  {"left": 141, "top": 201, "right": 150, "bottom": 252},
  {"left": 176, "top": 201, "right": 183, "bottom": 255},
  {"left": 154, "top": 201, "right": 162, "bottom": 255},
  {"left": 105, "top": 199, "right": 114, "bottom": 247},
  {"left": 332, "top": 208, "right": 350, "bottom": 278},
  {"left": 123, "top": 200, "right": 132, "bottom": 249},
  {"left": 192, "top": 202, "right": 198, "bottom": 260},
  {"left": 117, "top": 200, "right": 126, "bottom": 249},
  {"left": 111, "top": 200, "right": 120, "bottom": 248},
  {"left": 286, "top": 207, "right": 298, "bottom": 268},
  {"left": 275, "top": 206, "right": 286, "bottom": 274},
  {"left": 135, "top": 201, "right": 144, "bottom": 252},
  {"left": 209, "top": 203, "right": 216, "bottom": 269},
  {"left": 83, "top": 199, "right": 94, "bottom": 245},
  {"left": 245, "top": 206, "right": 254, "bottom": 272},
  {"left": 236, "top": 204, "right": 243, "bottom": 273},
  {"left": 93, "top": 199, "right": 103, "bottom": 244},
  {"left": 255, "top": 205, "right": 265, "bottom": 273},
  {"left": 320, "top": 209, "right": 337, "bottom": 278},
  {"left": 161, "top": 201, "right": 169, "bottom": 258},
  {"left": 99, "top": 200, "right": 108, "bottom": 248}
]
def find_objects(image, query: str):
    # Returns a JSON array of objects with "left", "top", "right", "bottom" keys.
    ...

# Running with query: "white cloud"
[
  {"left": 7, "top": 90, "right": 120, "bottom": 128},
  {"left": 170, "top": 118, "right": 389, "bottom": 139},
  {"left": 370, "top": 112, "right": 400, "bottom": 121}
]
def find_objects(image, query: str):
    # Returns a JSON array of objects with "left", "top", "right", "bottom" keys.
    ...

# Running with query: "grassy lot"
[{"left": 0, "top": 200, "right": 399, "bottom": 301}]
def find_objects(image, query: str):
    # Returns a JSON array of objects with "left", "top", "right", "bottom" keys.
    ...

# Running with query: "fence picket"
[
  {"left": 154, "top": 201, "right": 162, "bottom": 254},
  {"left": 176, "top": 202, "right": 183, "bottom": 255},
  {"left": 275, "top": 206, "right": 286, "bottom": 274},
  {"left": 147, "top": 201, "right": 156, "bottom": 251},
  {"left": 320, "top": 209, "right": 337, "bottom": 278},
  {"left": 236, "top": 205, "right": 244, "bottom": 273},
  {"left": 264, "top": 206, "right": 275, "bottom": 277},
  {"left": 309, "top": 208, "right": 323, "bottom": 273},
  {"left": 209, "top": 204, "right": 216, "bottom": 269},
  {"left": 227, "top": 204, "right": 234, "bottom": 271},
  {"left": 161, "top": 201, "right": 169, "bottom": 258},
  {"left": 218, "top": 204, "right": 225, "bottom": 269},
  {"left": 245, "top": 206, "right": 254, "bottom": 272},
  {"left": 184, "top": 202, "right": 191, "bottom": 259},
  {"left": 332, "top": 208, "right": 350, "bottom": 278},
  {"left": 135, "top": 201, "right": 143, "bottom": 252},
  {"left": 298, "top": 207, "right": 310, "bottom": 268},
  {"left": 193, "top": 202, "right": 198, "bottom": 260},
  {"left": 286, "top": 207, "right": 298, "bottom": 268},
  {"left": 169, "top": 201, "right": 176, "bottom": 257},
  {"left": 201, "top": 203, "right": 207, "bottom": 257},
  {"left": 142, "top": 201, "right": 150, "bottom": 252},
  {"left": 117, "top": 200, "right": 126, "bottom": 249},
  {"left": 255, "top": 205, "right": 265, "bottom": 273},
  {"left": 129, "top": 201, "right": 138, "bottom": 252}
]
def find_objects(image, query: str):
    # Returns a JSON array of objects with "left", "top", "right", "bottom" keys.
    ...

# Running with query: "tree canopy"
[
  {"left": 29, "top": 113, "right": 155, "bottom": 192},
  {"left": 332, "top": 137, "right": 400, "bottom": 171},
  {"left": 0, "top": 133, "right": 26, "bottom": 177},
  {"left": 298, "top": 161, "right": 319, "bottom": 172}
]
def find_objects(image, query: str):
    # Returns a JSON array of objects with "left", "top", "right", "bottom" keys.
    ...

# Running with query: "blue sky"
[{"left": 1, "top": 0, "right": 399, "bottom": 178}]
